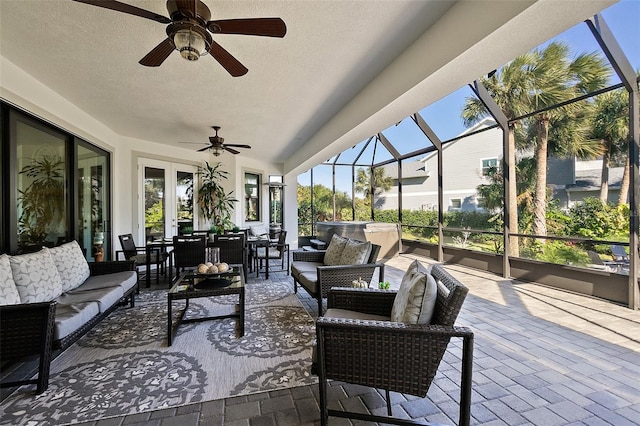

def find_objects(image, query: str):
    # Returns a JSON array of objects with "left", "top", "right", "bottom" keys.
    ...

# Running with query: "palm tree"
[
  {"left": 590, "top": 88, "right": 629, "bottom": 203},
  {"left": 354, "top": 167, "right": 392, "bottom": 199},
  {"left": 522, "top": 43, "right": 609, "bottom": 238},
  {"left": 463, "top": 42, "right": 609, "bottom": 251},
  {"left": 463, "top": 53, "right": 537, "bottom": 257}
]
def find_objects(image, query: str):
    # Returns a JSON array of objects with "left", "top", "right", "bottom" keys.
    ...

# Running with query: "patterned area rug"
[{"left": 0, "top": 281, "right": 316, "bottom": 425}]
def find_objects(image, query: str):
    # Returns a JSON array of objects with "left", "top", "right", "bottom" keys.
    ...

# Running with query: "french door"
[{"left": 138, "top": 159, "right": 198, "bottom": 243}]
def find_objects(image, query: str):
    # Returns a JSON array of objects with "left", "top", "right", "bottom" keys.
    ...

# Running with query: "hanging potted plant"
[{"left": 197, "top": 161, "right": 237, "bottom": 236}]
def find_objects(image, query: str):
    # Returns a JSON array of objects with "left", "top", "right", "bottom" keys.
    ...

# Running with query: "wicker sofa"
[
  {"left": 0, "top": 241, "right": 137, "bottom": 394},
  {"left": 291, "top": 235, "right": 384, "bottom": 315}
]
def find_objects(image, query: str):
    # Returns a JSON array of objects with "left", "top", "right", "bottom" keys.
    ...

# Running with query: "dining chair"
[
  {"left": 253, "top": 230, "right": 289, "bottom": 276},
  {"left": 117, "top": 233, "right": 169, "bottom": 284},
  {"left": 212, "top": 234, "right": 247, "bottom": 278},
  {"left": 172, "top": 235, "right": 206, "bottom": 281}
]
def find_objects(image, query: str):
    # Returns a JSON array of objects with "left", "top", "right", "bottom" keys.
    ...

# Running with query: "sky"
[{"left": 300, "top": 0, "right": 640, "bottom": 194}]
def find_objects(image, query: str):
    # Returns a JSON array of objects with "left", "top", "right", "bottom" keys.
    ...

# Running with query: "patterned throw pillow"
[
  {"left": 0, "top": 254, "right": 21, "bottom": 305},
  {"left": 249, "top": 224, "right": 269, "bottom": 237},
  {"left": 10, "top": 248, "right": 63, "bottom": 303},
  {"left": 49, "top": 240, "right": 91, "bottom": 292},
  {"left": 391, "top": 259, "right": 436, "bottom": 324},
  {"left": 339, "top": 239, "right": 372, "bottom": 265},
  {"left": 323, "top": 234, "right": 348, "bottom": 266}
]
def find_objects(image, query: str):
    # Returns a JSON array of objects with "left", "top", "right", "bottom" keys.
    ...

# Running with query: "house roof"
[
  {"left": 567, "top": 166, "right": 624, "bottom": 191},
  {"left": 0, "top": 1, "right": 615, "bottom": 174}
]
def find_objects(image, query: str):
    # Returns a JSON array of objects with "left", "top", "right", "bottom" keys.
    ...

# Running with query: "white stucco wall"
[{"left": 0, "top": 56, "right": 290, "bottom": 256}]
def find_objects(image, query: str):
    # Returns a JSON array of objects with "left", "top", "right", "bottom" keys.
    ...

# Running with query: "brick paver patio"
[{"left": 67, "top": 254, "right": 640, "bottom": 425}]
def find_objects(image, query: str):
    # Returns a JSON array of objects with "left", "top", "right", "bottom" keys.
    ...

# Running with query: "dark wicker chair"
[
  {"left": 212, "top": 234, "right": 248, "bottom": 278},
  {"left": 292, "top": 243, "right": 384, "bottom": 315},
  {"left": 0, "top": 301, "right": 56, "bottom": 394},
  {"left": 172, "top": 235, "right": 207, "bottom": 280},
  {"left": 316, "top": 264, "right": 474, "bottom": 426},
  {"left": 253, "top": 230, "right": 290, "bottom": 276},
  {"left": 118, "top": 233, "right": 169, "bottom": 285}
]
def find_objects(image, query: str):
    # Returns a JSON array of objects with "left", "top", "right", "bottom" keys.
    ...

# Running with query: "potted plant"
[
  {"left": 197, "top": 161, "right": 237, "bottom": 234},
  {"left": 18, "top": 155, "right": 65, "bottom": 250}
]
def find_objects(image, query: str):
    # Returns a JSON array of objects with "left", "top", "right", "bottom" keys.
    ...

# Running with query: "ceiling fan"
[
  {"left": 183, "top": 126, "right": 251, "bottom": 156},
  {"left": 71, "top": 0, "right": 287, "bottom": 76}
]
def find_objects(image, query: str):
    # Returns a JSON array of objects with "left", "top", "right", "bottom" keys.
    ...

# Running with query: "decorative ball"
[
  {"left": 216, "top": 262, "right": 229, "bottom": 273},
  {"left": 205, "top": 262, "right": 214, "bottom": 268},
  {"left": 208, "top": 265, "right": 219, "bottom": 274},
  {"left": 197, "top": 264, "right": 209, "bottom": 274}
]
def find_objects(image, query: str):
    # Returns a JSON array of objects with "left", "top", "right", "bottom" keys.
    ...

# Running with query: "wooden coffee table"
[{"left": 167, "top": 265, "right": 245, "bottom": 346}]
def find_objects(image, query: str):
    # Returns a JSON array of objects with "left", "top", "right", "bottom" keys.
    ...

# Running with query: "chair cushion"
[
  {"left": 324, "top": 308, "right": 390, "bottom": 322},
  {"left": 0, "top": 254, "right": 20, "bottom": 305},
  {"left": 391, "top": 260, "right": 437, "bottom": 324},
  {"left": 291, "top": 261, "right": 323, "bottom": 281},
  {"left": 339, "top": 239, "right": 372, "bottom": 265},
  {"left": 249, "top": 224, "right": 269, "bottom": 237},
  {"left": 54, "top": 301, "right": 100, "bottom": 340},
  {"left": 49, "top": 240, "right": 91, "bottom": 292},
  {"left": 59, "top": 284, "right": 124, "bottom": 313},
  {"left": 297, "top": 271, "right": 318, "bottom": 293},
  {"left": 10, "top": 248, "right": 63, "bottom": 303},
  {"left": 323, "top": 235, "right": 348, "bottom": 266},
  {"left": 81, "top": 271, "right": 138, "bottom": 294}
]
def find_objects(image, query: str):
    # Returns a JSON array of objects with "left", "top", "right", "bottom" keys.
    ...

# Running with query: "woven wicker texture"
[
  {"left": 1, "top": 301, "right": 56, "bottom": 394},
  {"left": 316, "top": 264, "right": 473, "bottom": 426}
]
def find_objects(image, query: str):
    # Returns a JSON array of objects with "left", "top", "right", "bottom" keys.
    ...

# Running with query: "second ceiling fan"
[
  {"left": 184, "top": 126, "right": 251, "bottom": 156},
  {"left": 72, "top": 0, "right": 287, "bottom": 76}
]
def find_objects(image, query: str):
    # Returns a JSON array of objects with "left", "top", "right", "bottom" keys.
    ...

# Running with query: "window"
[
  {"left": 481, "top": 158, "right": 498, "bottom": 176},
  {"left": 450, "top": 198, "right": 461, "bottom": 209},
  {"left": 244, "top": 172, "right": 260, "bottom": 221}
]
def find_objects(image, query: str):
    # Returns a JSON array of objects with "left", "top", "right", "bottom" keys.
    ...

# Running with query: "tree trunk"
[
  {"left": 507, "top": 129, "right": 519, "bottom": 257},
  {"left": 599, "top": 150, "right": 610, "bottom": 202},
  {"left": 533, "top": 118, "right": 549, "bottom": 238},
  {"left": 618, "top": 155, "right": 630, "bottom": 205}
]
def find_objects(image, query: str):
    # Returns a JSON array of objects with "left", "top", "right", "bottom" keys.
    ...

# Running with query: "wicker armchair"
[
  {"left": 212, "top": 233, "right": 248, "bottom": 278},
  {"left": 292, "top": 244, "right": 384, "bottom": 315},
  {"left": 316, "top": 264, "right": 474, "bottom": 426},
  {"left": 0, "top": 301, "right": 56, "bottom": 394},
  {"left": 172, "top": 235, "right": 207, "bottom": 280}
]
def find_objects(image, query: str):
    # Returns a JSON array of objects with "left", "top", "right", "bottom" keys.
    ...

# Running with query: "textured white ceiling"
[{"left": 0, "top": 0, "right": 616, "bottom": 171}]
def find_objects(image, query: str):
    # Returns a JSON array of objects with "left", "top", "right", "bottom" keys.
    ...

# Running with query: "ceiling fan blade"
[
  {"left": 139, "top": 38, "right": 175, "bottom": 67},
  {"left": 207, "top": 41, "right": 248, "bottom": 77},
  {"left": 71, "top": 0, "right": 171, "bottom": 24},
  {"left": 224, "top": 147, "right": 241, "bottom": 155},
  {"left": 224, "top": 144, "right": 252, "bottom": 149},
  {"left": 197, "top": 145, "right": 212, "bottom": 152},
  {"left": 207, "top": 18, "right": 287, "bottom": 38},
  {"left": 179, "top": 142, "right": 208, "bottom": 145}
]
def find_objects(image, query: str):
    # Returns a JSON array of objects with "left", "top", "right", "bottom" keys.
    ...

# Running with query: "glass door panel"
[
  {"left": 139, "top": 159, "right": 197, "bottom": 242},
  {"left": 16, "top": 119, "right": 68, "bottom": 253},
  {"left": 77, "top": 142, "right": 110, "bottom": 261},
  {"left": 144, "top": 167, "right": 166, "bottom": 242},
  {"left": 176, "top": 170, "right": 194, "bottom": 235}
]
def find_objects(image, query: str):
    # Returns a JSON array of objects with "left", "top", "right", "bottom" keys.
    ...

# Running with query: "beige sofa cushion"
[
  {"left": 323, "top": 234, "right": 348, "bottom": 266},
  {"left": 390, "top": 260, "right": 437, "bottom": 324},
  {"left": 340, "top": 239, "right": 372, "bottom": 265}
]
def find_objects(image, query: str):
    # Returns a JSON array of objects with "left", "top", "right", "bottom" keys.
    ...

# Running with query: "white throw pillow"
[
  {"left": 49, "top": 240, "right": 90, "bottom": 292},
  {"left": 417, "top": 271, "right": 438, "bottom": 324},
  {"left": 250, "top": 224, "right": 269, "bottom": 237},
  {"left": 323, "top": 234, "right": 348, "bottom": 266},
  {"left": 0, "top": 254, "right": 21, "bottom": 305},
  {"left": 391, "top": 260, "right": 436, "bottom": 324},
  {"left": 339, "top": 239, "right": 372, "bottom": 265},
  {"left": 10, "top": 248, "right": 63, "bottom": 303}
]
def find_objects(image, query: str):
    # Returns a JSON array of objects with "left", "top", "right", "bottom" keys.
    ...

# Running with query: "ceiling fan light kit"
[
  {"left": 72, "top": 0, "right": 286, "bottom": 76},
  {"left": 173, "top": 27, "right": 207, "bottom": 61}
]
